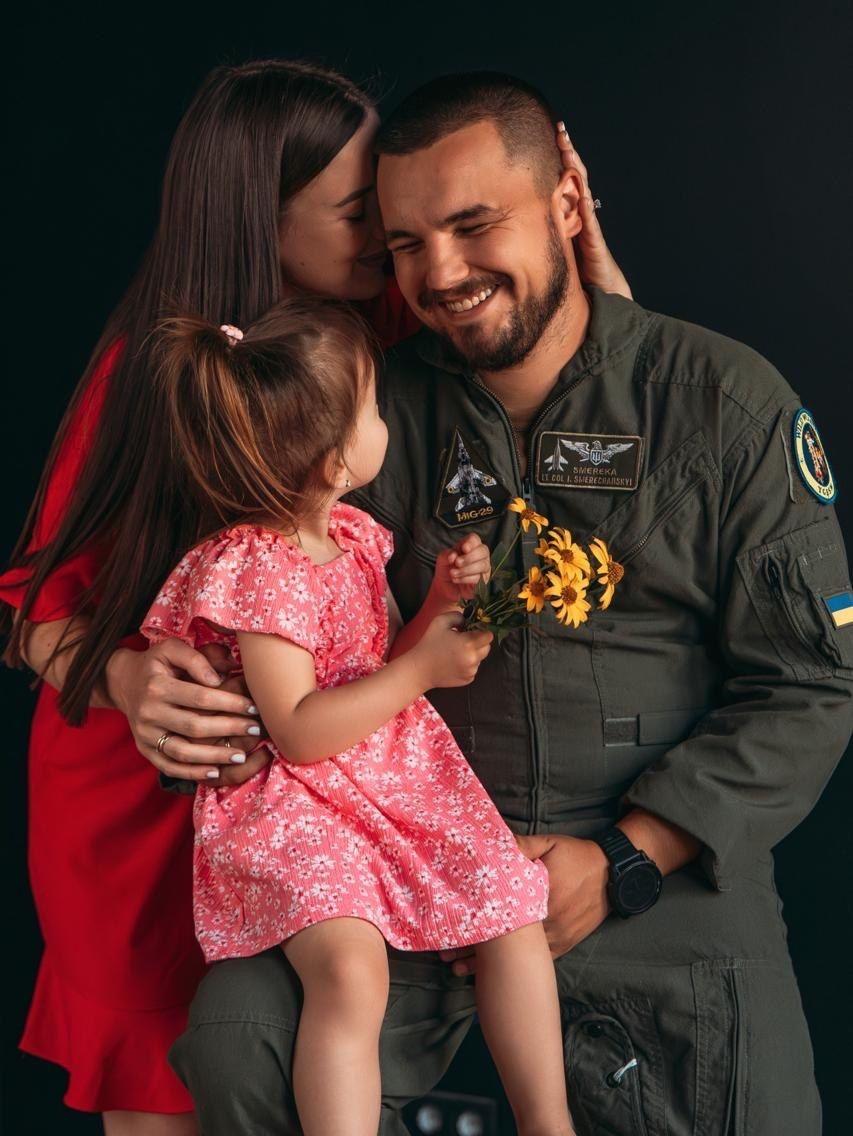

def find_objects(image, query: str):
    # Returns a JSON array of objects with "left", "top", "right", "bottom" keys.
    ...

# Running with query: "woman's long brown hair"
[{"left": 2, "top": 59, "right": 372, "bottom": 724}]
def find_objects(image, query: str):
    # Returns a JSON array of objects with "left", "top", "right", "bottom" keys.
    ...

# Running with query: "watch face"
[{"left": 614, "top": 862, "right": 662, "bottom": 915}]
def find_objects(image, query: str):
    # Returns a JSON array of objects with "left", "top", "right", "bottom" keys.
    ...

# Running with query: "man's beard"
[{"left": 437, "top": 218, "right": 569, "bottom": 373}]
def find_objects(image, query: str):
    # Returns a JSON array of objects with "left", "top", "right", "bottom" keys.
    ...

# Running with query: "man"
[{"left": 172, "top": 73, "right": 852, "bottom": 1135}]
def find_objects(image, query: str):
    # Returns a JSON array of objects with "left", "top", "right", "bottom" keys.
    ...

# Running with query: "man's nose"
[{"left": 424, "top": 239, "right": 470, "bottom": 295}]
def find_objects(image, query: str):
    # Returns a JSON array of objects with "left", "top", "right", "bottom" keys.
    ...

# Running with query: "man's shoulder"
[{"left": 640, "top": 306, "right": 798, "bottom": 426}]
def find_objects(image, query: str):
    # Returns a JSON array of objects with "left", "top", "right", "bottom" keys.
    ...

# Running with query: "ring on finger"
[
  {"left": 156, "top": 732, "right": 173, "bottom": 756},
  {"left": 221, "top": 737, "right": 232, "bottom": 748}
]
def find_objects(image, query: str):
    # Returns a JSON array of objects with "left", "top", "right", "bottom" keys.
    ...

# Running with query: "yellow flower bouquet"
[{"left": 460, "top": 497, "right": 624, "bottom": 641}]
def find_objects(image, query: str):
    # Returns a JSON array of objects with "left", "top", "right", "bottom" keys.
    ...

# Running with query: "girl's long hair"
[{"left": 2, "top": 59, "right": 372, "bottom": 724}]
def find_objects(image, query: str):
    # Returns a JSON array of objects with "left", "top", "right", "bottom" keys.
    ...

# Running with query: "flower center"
[
  {"left": 608, "top": 562, "right": 625, "bottom": 584},
  {"left": 557, "top": 548, "right": 576, "bottom": 564},
  {"left": 561, "top": 584, "right": 578, "bottom": 604},
  {"left": 529, "top": 578, "right": 546, "bottom": 598},
  {"left": 522, "top": 508, "right": 536, "bottom": 523}
]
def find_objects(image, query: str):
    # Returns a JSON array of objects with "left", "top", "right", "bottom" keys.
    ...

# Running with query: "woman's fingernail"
[
  {"left": 206, "top": 770, "right": 220, "bottom": 779},
  {"left": 247, "top": 725, "right": 261, "bottom": 736},
  {"left": 207, "top": 672, "right": 222, "bottom": 685},
  {"left": 230, "top": 753, "right": 246, "bottom": 764},
  {"left": 247, "top": 705, "right": 259, "bottom": 715}
]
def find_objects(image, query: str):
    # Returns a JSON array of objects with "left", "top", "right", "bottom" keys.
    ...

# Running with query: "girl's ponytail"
[{"left": 153, "top": 299, "right": 374, "bottom": 542}]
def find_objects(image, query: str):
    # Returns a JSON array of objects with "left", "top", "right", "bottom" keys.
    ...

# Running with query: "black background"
[{"left": 4, "top": 2, "right": 852, "bottom": 1132}]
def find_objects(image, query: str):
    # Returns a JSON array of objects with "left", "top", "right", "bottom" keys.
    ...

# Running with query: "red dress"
[
  {"left": 0, "top": 281, "right": 420, "bottom": 1113},
  {"left": 141, "top": 511, "right": 548, "bottom": 961}
]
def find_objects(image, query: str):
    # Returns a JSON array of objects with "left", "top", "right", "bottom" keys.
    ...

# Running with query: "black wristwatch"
[{"left": 593, "top": 827, "right": 662, "bottom": 918}]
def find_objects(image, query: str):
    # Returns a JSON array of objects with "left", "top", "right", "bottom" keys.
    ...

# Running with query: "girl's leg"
[
  {"left": 103, "top": 1112, "right": 197, "bottom": 1135},
  {"left": 283, "top": 917, "right": 390, "bottom": 1136},
  {"left": 475, "top": 922, "right": 575, "bottom": 1136}
]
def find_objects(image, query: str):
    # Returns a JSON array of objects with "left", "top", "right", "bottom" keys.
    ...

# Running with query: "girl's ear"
[
  {"left": 551, "top": 168, "right": 583, "bottom": 240},
  {"left": 324, "top": 451, "right": 351, "bottom": 492}
]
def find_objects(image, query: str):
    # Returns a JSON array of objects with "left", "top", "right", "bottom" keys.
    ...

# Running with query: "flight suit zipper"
[
  {"left": 763, "top": 555, "right": 827, "bottom": 671},
  {"left": 466, "top": 371, "right": 591, "bottom": 829}
]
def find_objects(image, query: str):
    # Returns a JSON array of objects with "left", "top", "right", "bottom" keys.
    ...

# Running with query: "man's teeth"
[{"left": 444, "top": 286, "right": 495, "bottom": 313}]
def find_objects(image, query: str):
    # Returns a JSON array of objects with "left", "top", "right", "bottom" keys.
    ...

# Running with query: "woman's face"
[{"left": 278, "top": 110, "right": 388, "bottom": 302}]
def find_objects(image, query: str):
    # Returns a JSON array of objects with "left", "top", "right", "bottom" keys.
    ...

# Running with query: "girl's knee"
[{"left": 286, "top": 919, "right": 389, "bottom": 1014}]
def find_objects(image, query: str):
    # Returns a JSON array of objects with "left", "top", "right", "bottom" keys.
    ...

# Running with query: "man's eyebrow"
[
  {"left": 386, "top": 204, "right": 500, "bottom": 242},
  {"left": 333, "top": 185, "right": 373, "bottom": 208}
]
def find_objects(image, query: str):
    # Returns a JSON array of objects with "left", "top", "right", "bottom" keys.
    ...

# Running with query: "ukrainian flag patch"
[{"left": 824, "top": 590, "right": 853, "bottom": 628}]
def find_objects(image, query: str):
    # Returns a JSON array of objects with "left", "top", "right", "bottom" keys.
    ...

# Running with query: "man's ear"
[{"left": 551, "top": 168, "right": 583, "bottom": 239}]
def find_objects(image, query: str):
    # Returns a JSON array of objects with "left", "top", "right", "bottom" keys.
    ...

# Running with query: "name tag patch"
[
  {"left": 435, "top": 428, "right": 510, "bottom": 529},
  {"left": 824, "top": 590, "right": 853, "bottom": 629},
  {"left": 535, "top": 431, "right": 643, "bottom": 491}
]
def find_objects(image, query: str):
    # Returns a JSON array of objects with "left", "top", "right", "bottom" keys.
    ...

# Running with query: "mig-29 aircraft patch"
[
  {"left": 434, "top": 428, "right": 510, "bottom": 529},
  {"left": 792, "top": 408, "right": 836, "bottom": 504},
  {"left": 535, "top": 431, "right": 643, "bottom": 491}
]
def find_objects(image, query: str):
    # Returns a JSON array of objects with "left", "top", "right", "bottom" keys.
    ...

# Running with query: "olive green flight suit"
[{"left": 171, "top": 288, "right": 852, "bottom": 1134}]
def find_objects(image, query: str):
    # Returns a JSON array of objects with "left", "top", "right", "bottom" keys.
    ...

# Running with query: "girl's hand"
[
  {"left": 106, "top": 639, "right": 264, "bottom": 782},
  {"left": 556, "top": 122, "right": 633, "bottom": 301},
  {"left": 432, "top": 534, "right": 491, "bottom": 605},
  {"left": 411, "top": 611, "right": 493, "bottom": 689}
]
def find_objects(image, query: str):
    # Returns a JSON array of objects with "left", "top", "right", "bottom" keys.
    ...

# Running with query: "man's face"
[{"left": 378, "top": 120, "right": 576, "bottom": 371}]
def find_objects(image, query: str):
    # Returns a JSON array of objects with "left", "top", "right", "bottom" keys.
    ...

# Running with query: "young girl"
[{"left": 141, "top": 299, "right": 576, "bottom": 1136}]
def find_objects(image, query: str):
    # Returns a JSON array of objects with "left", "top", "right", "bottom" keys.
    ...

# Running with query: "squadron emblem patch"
[
  {"left": 535, "top": 431, "right": 643, "bottom": 491},
  {"left": 824, "top": 590, "right": 853, "bottom": 629},
  {"left": 435, "top": 428, "right": 509, "bottom": 529},
  {"left": 792, "top": 408, "right": 836, "bottom": 504}
]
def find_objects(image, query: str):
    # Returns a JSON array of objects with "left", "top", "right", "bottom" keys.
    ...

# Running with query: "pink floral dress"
[{"left": 142, "top": 503, "right": 549, "bottom": 962}]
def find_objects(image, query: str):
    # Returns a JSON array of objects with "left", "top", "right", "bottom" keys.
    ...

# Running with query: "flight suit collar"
[{"left": 413, "top": 286, "right": 653, "bottom": 391}]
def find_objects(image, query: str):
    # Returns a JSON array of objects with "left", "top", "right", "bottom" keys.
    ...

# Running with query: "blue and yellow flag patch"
[{"left": 824, "top": 590, "right": 853, "bottom": 629}]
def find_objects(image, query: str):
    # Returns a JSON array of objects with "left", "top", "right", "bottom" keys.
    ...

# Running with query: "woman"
[{"left": 1, "top": 58, "right": 630, "bottom": 1135}]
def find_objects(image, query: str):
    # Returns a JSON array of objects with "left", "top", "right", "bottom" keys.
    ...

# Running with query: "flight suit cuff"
[
  {"left": 621, "top": 775, "right": 731, "bottom": 892},
  {"left": 159, "top": 772, "right": 197, "bottom": 796}
]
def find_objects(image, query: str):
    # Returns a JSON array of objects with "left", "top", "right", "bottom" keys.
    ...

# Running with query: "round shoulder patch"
[{"left": 792, "top": 408, "right": 836, "bottom": 503}]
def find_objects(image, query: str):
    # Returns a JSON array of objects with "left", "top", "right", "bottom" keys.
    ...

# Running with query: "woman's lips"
[{"left": 357, "top": 250, "right": 389, "bottom": 270}]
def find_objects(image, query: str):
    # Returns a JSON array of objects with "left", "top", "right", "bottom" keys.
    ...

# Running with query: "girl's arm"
[
  {"left": 389, "top": 533, "right": 491, "bottom": 661},
  {"left": 237, "top": 615, "right": 492, "bottom": 765}
]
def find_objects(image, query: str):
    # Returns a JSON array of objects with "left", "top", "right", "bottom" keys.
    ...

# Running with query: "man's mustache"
[{"left": 417, "top": 275, "right": 509, "bottom": 310}]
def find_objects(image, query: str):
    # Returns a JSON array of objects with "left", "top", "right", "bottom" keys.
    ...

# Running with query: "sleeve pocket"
[{"left": 737, "top": 516, "right": 853, "bottom": 679}]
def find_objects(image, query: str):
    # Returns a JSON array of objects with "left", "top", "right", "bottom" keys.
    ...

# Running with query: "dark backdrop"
[{"left": 4, "top": 2, "right": 852, "bottom": 1133}]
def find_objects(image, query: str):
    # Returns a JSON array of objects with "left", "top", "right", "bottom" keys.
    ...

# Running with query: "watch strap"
[{"left": 594, "top": 826, "right": 640, "bottom": 870}]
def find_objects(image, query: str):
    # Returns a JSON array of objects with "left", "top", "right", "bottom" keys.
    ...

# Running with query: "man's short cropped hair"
[{"left": 375, "top": 71, "right": 562, "bottom": 195}]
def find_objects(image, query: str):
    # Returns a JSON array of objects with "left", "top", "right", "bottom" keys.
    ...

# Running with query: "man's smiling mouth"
[{"left": 442, "top": 284, "right": 499, "bottom": 314}]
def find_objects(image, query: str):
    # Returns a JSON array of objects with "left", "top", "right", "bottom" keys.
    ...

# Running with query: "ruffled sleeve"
[
  {"left": 140, "top": 527, "right": 321, "bottom": 657},
  {"left": 331, "top": 504, "right": 393, "bottom": 569},
  {"left": 0, "top": 340, "right": 120, "bottom": 622}
]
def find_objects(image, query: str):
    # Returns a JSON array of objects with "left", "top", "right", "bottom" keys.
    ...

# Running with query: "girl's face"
[
  {"left": 279, "top": 111, "right": 388, "bottom": 302},
  {"left": 341, "top": 366, "right": 389, "bottom": 491}
]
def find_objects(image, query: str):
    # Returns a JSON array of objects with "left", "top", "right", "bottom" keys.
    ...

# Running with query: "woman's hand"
[
  {"left": 432, "top": 534, "right": 491, "bottom": 605},
  {"left": 556, "top": 122, "right": 633, "bottom": 301},
  {"left": 105, "top": 639, "right": 265, "bottom": 781}
]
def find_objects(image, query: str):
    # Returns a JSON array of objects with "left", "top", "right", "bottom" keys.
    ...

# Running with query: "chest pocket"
[{"left": 578, "top": 430, "right": 721, "bottom": 571}]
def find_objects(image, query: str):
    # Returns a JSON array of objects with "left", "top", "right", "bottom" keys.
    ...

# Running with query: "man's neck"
[{"left": 479, "top": 287, "right": 590, "bottom": 435}]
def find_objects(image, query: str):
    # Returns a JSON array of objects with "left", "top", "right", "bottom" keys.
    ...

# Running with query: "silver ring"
[
  {"left": 221, "top": 737, "right": 232, "bottom": 748},
  {"left": 156, "top": 732, "right": 172, "bottom": 755}
]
